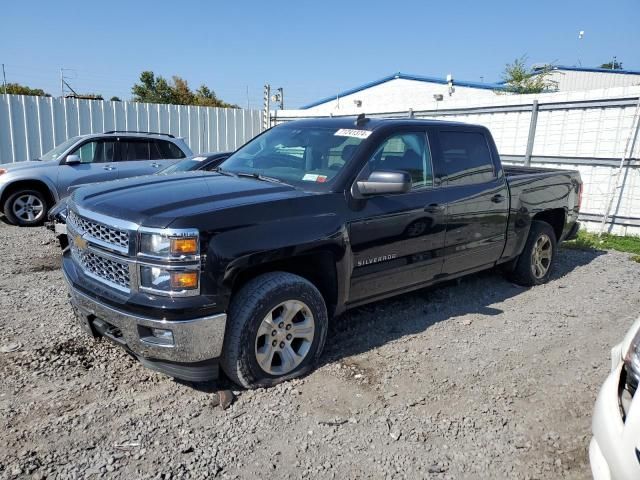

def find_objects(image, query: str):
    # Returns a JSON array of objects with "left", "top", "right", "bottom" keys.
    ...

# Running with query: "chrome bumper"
[{"left": 66, "top": 280, "right": 227, "bottom": 363}]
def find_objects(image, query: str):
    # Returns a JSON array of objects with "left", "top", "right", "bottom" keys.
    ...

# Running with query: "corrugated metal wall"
[{"left": 0, "top": 95, "right": 263, "bottom": 164}]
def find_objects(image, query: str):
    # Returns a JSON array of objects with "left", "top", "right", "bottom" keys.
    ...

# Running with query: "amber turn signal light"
[
  {"left": 170, "top": 237, "right": 198, "bottom": 255},
  {"left": 170, "top": 271, "right": 198, "bottom": 290}
]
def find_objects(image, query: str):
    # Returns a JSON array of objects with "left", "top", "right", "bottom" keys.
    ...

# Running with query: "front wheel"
[
  {"left": 509, "top": 220, "right": 557, "bottom": 286},
  {"left": 221, "top": 272, "right": 328, "bottom": 389},
  {"left": 4, "top": 189, "right": 48, "bottom": 226}
]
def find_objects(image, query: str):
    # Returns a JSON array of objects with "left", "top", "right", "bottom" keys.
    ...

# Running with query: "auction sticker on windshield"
[
  {"left": 302, "top": 173, "right": 328, "bottom": 183},
  {"left": 334, "top": 129, "right": 371, "bottom": 139}
]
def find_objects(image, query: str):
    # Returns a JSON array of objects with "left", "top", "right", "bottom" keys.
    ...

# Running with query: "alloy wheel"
[
  {"left": 531, "top": 233, "right": 552, "bottom": 279},
  {"left": 254, "top": 300, "right": 315, "bottom": 375}
]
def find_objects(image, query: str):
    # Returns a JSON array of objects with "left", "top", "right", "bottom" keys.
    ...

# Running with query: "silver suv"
[{"left": 0, "top": 131, "right": 192, "bottom": 226}]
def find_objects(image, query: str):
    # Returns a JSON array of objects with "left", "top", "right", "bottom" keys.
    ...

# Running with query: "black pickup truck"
[{"left": 62, "top": 117, "right": 582, "bottom": 388}]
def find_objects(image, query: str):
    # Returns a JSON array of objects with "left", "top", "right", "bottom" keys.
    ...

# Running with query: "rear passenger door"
[{"left": 430, "top": 128, "right": 509, "bottom": 275}]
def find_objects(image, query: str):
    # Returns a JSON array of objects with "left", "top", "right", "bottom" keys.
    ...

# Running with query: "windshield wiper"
[
  {"left": 233, "top": 171, "right": 287, "bottom": 185},
  {"left": 212, "top": 167, "right": 238, "bottom": 178}
]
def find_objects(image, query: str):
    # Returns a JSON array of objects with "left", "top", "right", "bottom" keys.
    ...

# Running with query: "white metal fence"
[
  {"left": 0, "top": 94, "right": 263, "bottom": 164},
  {"left": 273, "top": 86, "right": 640, "bottom": 235}
]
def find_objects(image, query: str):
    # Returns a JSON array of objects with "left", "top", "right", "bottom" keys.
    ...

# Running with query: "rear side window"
[
  {"left": 156, "top": 140, "right": 186, "bottom": 159},
  {"left": 437, "top": 131, "right": 495, "bottom": 186},
  {"left": 120, "top": 140, "right": 151, "bottom": 161}
]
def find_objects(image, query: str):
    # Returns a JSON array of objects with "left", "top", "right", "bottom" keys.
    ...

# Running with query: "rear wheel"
[
  {"left": 509, "top": 220, "right": 557, "bottom": 286},
  {"left": 4, "top": 189, "right": 48, "bottom": 226},
  {"left": 221, "top": 272, "right": 328, "bottom": 389}
]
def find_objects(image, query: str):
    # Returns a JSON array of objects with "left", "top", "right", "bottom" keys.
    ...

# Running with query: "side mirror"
[
  {"left": 355, "top": 170, "right": 411, "bottom": 196},
  {"left": 65, "top": 154, "right": 81, "bottom": 165}
]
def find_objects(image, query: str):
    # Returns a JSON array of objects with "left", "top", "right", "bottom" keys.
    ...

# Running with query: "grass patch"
[{"left": 564, "top": 230, "right": 640, "bottom": 256}]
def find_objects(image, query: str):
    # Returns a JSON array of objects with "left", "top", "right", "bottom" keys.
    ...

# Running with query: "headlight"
[
  {"left": 624, "top": 327, "right": 640, "bottom": 391},
  {"left": 139, "top": 266, "right": 199, "bottom": 294},
  {"left": 139, "top": 231, "right": 199, "bottom": 258}
]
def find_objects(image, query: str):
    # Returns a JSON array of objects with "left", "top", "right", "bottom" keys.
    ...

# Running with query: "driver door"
[
  {"left": 57, "top": 139, "right": 118, "bottom": 197},
  {"left": 347, "top": 129, "right": 447, "bottom": 304}
]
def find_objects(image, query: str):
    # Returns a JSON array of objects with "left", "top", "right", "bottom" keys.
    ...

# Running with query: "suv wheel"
[
  {"left": 4, "top": 189, "right": 48, "bottom": 226},
  {"left": 221, "top": 272, "right": 328, "bottom": 389},
  {"left": 509, "top": 220, "right": 557, "bottom": 286}
]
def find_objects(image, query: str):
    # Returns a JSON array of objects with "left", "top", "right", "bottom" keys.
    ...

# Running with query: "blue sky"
[{"left": 1, "top": 0, "right": 639, "bottom": 108}]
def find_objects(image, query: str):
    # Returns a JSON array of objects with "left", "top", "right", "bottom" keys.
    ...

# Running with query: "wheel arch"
[
  {"left": 1, "top": 179, "right": 58, "bottom": 213},
  {"left": 532, "top": 208, "right": 566, "bottom": 241},
  {"left": 227, "top": 250, "right": 340, "bottom": 317}
]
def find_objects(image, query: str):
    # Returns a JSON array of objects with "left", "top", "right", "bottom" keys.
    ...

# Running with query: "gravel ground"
[{"left": 1, "top": 222, "right": 639, "bottom": 480}]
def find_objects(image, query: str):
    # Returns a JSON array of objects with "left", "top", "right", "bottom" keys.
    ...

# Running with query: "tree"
[
  {"left": 131, "top": 71, "right": 238, "bottom": 107},
  {"left": 501, "top": 57, "right": 556, "bottom": 94},
  {"left": 110, "top": 96, "right": 121, "bottom": 102},
  {"left": 131, "top": 71, "right": 175, "bottom": 104},
  {"left": 2, "top": 83, "right": 50, "bottom": 97},
  {"left": 600, "top": 59, "right": 623, "bottom": 70}
]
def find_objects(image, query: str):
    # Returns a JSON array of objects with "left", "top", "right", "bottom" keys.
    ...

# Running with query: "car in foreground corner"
[{"left": 590, "top": 316, "right": 640, "bottom": 480}]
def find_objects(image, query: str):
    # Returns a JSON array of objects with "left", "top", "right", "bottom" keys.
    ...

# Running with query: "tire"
[
  {"left": 221, "top": 272, "right": 328, "bottom": 389},
  {"left": 4, "top": 189, "right": 48, "bottom": 226},
  {"left": 509, "top": 220, "right": 557, "bottom": 286}
]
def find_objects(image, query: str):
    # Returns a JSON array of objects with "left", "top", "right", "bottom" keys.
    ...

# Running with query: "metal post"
[
  {"left": 60, "top": 68, "right": 64, "bottom": 97},
  {"left": 2, "top": 64, "right": 7, "bottom": 95},
  {"left": 277, "top": 87, "right": 284, "bottom": 110},
  {"left": 263, "top": 84, "right": 271, "bottom": 130},
  {"left": 524, "top": 100, "right": 539, "bottom": 166}
]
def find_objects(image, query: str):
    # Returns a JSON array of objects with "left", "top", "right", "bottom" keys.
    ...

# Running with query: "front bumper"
[
  {"left": 65, "top": 274, "right": 227, "bottom": 381},
  {"left": 590, "top": 358, "right": 640, "bottom": 480}
]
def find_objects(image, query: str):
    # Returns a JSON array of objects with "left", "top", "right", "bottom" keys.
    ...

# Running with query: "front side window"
[
  {"left": 219, "top": 125, "right": 368, "bottom": 189},
  {"left": 366, "top": 132, "right": 433, "bottom": 190},
  {"left": 437, "top": 131, "right": 495, "bottom": 186},
  {"left": 69, "top": 140, "right": 115, "bottom": 163}
]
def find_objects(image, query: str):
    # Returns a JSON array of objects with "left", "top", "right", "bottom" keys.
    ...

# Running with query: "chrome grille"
[
  {"left": 67, "top": 210, "right": 129, "bottom": 250},
  {"left": 70, "top": 244, "right": 130, "bottom": 291}
]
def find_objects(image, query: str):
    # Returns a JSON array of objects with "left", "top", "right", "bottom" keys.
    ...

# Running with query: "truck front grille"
[
  {"left": 70, "top": 244, "right": 130, "bottom": 292},
  {"left": 67, "top": 210, "right": 129, "bottom": 251}
]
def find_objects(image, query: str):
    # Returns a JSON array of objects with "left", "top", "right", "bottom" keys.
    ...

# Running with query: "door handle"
[
  {"left": 150, "top": 162, "right": 161, "bottom": 168},
  {"left": 103, "top": 165, "right": 116, "bottom": 171},
  {"left": 491, "top": 194, "right": 505, "bottom": 203},
  {"left": 424, "top": 203, "right": 445, "bottom": 213}
]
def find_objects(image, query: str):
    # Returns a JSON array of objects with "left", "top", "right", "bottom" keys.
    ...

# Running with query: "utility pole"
[
  {"left": 2, "top": 64, "right": 7, "bottom": 95},
  {"left": 263, "top": 84, "right": 271, "bottom": 130},
  {"left": 60, "top": 68, "right": 64, "bottom": 97},
  {"left": 272, "top": 87, "right": 284, "bottom": 110}
]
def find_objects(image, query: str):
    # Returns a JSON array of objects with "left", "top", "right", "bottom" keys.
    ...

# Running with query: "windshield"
[
  {"left": 158, "top": 156, "right": 209, "bottom": 175},
  {"left": 40, "top": 136, "right": 81, "bottom": 161},
  {"left": 218, "top": 125, "right": 368, "bottom": 188}
]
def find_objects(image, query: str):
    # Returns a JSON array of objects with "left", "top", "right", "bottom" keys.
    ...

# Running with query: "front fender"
[
  {"left": 0, "top": 170, "right": 59, "bottom": 204},
  {"left": 203, "top": 213, "right": 349, "bottom": 311}
]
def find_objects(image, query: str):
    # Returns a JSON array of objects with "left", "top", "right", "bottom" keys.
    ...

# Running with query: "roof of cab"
[{"left": 275, "top": 116, "right": 475, "bottom": 130}]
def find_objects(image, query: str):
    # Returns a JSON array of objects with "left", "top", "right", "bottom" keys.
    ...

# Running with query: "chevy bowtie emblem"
[{"left": 73, "top": 233, "right": 88, "bottom": 251}]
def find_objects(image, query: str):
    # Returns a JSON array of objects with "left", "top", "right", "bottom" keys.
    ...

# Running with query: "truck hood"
[{"left": 70, "top": 172, "right": 309, "bottom": 228}]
